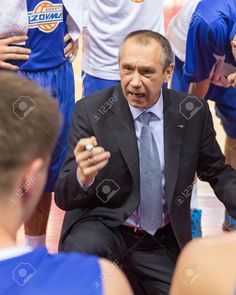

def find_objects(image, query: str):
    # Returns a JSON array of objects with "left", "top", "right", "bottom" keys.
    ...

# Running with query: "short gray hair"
[{"left": 119, "top": 30, "right": 174, "bottom": 72}]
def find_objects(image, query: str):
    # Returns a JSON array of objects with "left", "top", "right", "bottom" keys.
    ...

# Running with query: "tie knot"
[{"left": 139, "top": 112, "right": 152, "bottom": 126}]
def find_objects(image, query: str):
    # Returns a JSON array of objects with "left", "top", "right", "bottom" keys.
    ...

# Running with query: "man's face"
[{"left": 119, "top": 39, "right": 173, "bottom": 109}]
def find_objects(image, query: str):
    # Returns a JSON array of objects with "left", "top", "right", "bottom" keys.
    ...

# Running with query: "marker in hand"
[
  {"left": 85, "top": 143, "right": 94, "bottom": 152},
  {"left": 75, "top": 137, "right": 111, "bottom": 186}
]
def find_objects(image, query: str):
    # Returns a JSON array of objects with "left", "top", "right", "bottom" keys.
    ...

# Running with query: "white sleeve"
[
  {"left": 0, "top": 0, "right": 28, "bottom": 38},
  {"left": 167, "top": 0, "right": 201, "bottom": 61},
  {"left": 63, "top": 0, "right": 88, "bottom": 40}
]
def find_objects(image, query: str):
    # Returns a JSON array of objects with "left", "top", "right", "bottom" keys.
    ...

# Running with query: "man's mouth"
[{"left": 129, "top": 91, "right": 145, "bottom": 98}]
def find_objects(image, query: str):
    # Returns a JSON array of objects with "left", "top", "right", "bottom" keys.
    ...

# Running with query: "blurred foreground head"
[{"left": 0, "top": 71, "right": 60, "bottom": 225}]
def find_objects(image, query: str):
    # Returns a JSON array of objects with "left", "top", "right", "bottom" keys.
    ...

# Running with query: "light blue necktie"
[{"left": 139, "top": 112, "right": 163, "bottom": 235}]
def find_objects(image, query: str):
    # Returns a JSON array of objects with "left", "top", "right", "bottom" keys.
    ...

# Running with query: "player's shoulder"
[
  {"left": 179, "top": 232, "right": 236, "bottom": 269},
  {"left": 173, "top": 233, "right": 236, "bottom": 295},
  {"left": 100, "top": 258, "right": 133, "bottom": 295}
]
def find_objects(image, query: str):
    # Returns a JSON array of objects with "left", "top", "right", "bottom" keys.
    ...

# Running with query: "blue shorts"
[
  {"left": 82, "top": 71, "right": 120, "bottom": 96},
  {"left": 171, "top": 56, "right": 189, "bottom": 92},
  {"left": 19, "top": 60, "right": 75, "bottom": 192},
  {"left": 215, "top": 105, "right": 236, "bottom": 138}
]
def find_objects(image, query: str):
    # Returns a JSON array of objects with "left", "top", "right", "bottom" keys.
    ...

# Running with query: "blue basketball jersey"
[
  {"left": 13, "top": 0, "right": 68, "bottom": 71},
  {"left": 0, "top": 247, "right": 102, "bottom": 295},
  {"left": 183, "top": 0, "right": 236, "bottom": 109}
]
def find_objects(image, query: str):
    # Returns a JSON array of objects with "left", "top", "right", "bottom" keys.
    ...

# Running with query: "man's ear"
[
  {"left": 20, "top": 158, "right": 45, "bottom": 198},
  {"left": 164, "top": 63, "right": 174, "bottom": 83},
  {"left": 231, "top": 34, "right": 236, "bottom": 61}
]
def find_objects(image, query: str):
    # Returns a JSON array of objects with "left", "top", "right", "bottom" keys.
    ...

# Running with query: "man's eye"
[
  {"left": 139, "top": 68, "right": 153, "bottom": 76},
  {"left": 142, "top": 70, "right": 152, "bottom": 76},
  {"left": 123, "top": 67, "right": 133, "bottom": 74},
  {"left": 124, "top": 66, "right": 133, "bottom": 71}
]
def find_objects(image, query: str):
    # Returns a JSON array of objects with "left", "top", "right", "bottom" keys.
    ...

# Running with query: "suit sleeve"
[
  {"left": 54, "top": 100, "right": 95, "bottom": 211},
  {"left": 197, "top": 102, "right": 236, "bottom": 218}
]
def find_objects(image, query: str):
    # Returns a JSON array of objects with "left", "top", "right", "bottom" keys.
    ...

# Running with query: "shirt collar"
[{"left": 128, "top": 89, "right": 163, "bottom": 121}]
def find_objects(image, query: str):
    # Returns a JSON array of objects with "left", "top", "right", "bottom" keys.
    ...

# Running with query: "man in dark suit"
[{"left": 55, "top": 30, "right": 236, "bottom": 295}]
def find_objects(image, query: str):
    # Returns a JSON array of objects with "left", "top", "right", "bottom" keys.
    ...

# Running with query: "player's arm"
[
  {"left": 0, "top": 35, "right": 31, "bottom": 71},
  {"left": 189, "top": 78, "right": 211, "bottom": 99},
  {"left": 100, "top": 259, "right": 134, "bottom": 295},
  {"left": 184, "top": 17, "right": 215, "bottom": 99}
]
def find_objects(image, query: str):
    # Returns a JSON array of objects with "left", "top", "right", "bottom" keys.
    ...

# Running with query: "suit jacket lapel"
[
  {"left": 107, "top": 86, "right": 140, "bottom": 188},
  {"left": 163, "top": 88, "right": 186, "bottom": 207}
]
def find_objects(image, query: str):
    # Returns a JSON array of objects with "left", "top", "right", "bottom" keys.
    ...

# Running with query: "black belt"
[
  {"left": 120, "top": 223, "right": 172, "bottom": 237},
  {"left": 119, "top": 223, "right": 174, "bottom": 250}
]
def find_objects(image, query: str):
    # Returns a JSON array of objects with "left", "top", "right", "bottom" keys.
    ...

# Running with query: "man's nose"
[{"left": 130, "top": 72, "right": 142, "bottom": 88}]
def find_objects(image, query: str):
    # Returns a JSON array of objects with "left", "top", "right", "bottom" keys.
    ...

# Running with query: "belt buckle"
[{"left": 134, "top": 226, "right": 145, "bottom": 233}]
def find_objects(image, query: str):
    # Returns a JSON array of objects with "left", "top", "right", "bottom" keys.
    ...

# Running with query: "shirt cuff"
[{"left": 77, "top": 173, "right": 94, "bottom": 191}]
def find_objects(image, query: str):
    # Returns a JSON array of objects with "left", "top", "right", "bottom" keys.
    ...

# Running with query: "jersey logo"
[{"left": 28, "top": 1, "right": 63, "bottom": 33}]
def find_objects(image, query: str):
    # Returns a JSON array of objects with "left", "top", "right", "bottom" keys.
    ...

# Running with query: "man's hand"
[
  {"left": 64, "top": 33, "right": 78, "bottom": 62},
  {"left": 228, "top": 72, "right": 236, "bottom": 88},
  {"left": 74, "top": 136, "right": 111, "bottom": 187},
  {"left": 0, "top": 35, "right": 31, "bottom": 71}
]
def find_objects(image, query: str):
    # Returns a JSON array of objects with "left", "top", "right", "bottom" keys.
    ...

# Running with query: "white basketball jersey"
[
  {"left": 167, "top": 0, "right": 201, "bottom": 61},
  {"left": 82, "top": 0, "right": 165, "bottom": 80}
]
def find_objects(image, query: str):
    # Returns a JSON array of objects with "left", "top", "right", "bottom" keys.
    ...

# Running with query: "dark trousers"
[{"left": 60, "top": 220, "right": 180, "bottom": 295}]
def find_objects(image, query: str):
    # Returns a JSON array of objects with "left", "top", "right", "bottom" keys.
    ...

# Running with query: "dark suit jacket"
[{"left": 55, "top": 85, "right": 236, "bottom": 248}]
